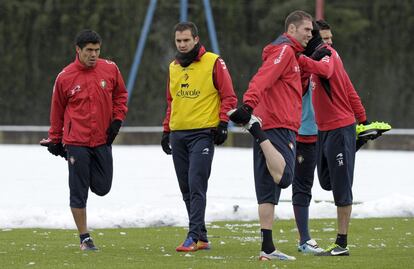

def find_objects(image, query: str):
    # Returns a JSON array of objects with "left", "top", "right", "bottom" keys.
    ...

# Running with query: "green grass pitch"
[{"left": 1, "top": 218, "right": 413, "bottom": 268}]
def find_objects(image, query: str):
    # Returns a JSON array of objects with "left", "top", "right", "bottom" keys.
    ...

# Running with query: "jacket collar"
[{"left": 74, "top": 54, "right": 98, "bottom": 71}]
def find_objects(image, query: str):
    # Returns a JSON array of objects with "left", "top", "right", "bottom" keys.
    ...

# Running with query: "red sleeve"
[
  {"left": 112, "top": 65, "right": 128, "bottom": 121},
  {"left": 243, "top": 45, "right": 291, "bottom": 109},
  {"left": 298, "top": 53, "right": 334, "bottom": 79},
  {"left": 213, "top": 58, "right": 237, "bottom": 122},
  {"left": 48, "top": 75, "right": 67, "bottom": 143},
  {"left": 162, "top": 76, "right": 172, "bottom": 132},
  {"left": 344, "top": 72, "right": 367, "bottom": 123}
]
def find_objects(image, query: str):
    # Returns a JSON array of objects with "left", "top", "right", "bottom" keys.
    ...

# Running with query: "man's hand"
[
  {"left": 303, "top": 29, "right": 323, "bottom": 56},
  {"left": 228, "top": 104, "right": 252, "bottom": 125},
  {"left": 161, "top": 132, "right": 172, "bottom": 155},
  {"left": 311, "top": 47, "right": 332, "bottom": 61},
  {"left": 106, "top": 119, "right": 122, "bottom": 145},
  {"left": 213, "top": 121, "right": 228, "bottom": 145},
  {"left": 356, "top": 136, "right": 369, "bottom": 151},
  {"left": 40, "top": 138, "right": 67, "bottom": 159}
]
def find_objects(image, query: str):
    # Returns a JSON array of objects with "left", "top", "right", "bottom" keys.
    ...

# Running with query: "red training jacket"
[
  {"left": 49, "top": 56, "right": 128, "bottom": 147},
  {"left": 298, "top": 45, "right": 366, "bottom": 131},
  {"left": 243, "top": 34, "right": 304, "bottom": 132},
  {"left": 163, "top": 45, "right": 237, "bottom": 132}
]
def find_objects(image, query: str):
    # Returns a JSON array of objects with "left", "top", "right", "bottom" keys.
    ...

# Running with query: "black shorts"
[
  {"left": 254, "top": 128, "right": 296, "bottom": 205},
  {"left": 67, "top": 145, "right": 113, "bottom": 208},
  {"left": 317, "top": 124, "right": 356, "bottom": 206}
]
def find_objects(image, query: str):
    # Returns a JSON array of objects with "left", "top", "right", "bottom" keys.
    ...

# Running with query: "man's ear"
[
  {"left": 75, "top": 45, "right": 81, "bottom": 54},
  {"left": 287, "top": 23, "right": 296, "bottom": 35},
  {"left": 194, "top": 36, "right": 200, "bottom": 44}
]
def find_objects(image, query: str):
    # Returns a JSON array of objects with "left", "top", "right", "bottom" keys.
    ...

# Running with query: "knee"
[
  {"left": 319, "top": 178, "right": 332, "bottom": 191},
  {"left": 279, "top": 177, "right": 292, "bottom": 189},
  {"left": 91, "top": 186, "right": 111, "bottom": 196},
  {"left": 70, "top": 196, "right": 86, "bottom": 208},
  {"left": 320, "top": 182, "right": 332, "bottom": 191},
  {"left": 182, "top": 192, "right": 190, "bottom": 202},
  {"left": 278, "top": 170, "right": 293, "bottom": 189},
  {"left": 292, "top": 193, "right": 311, "bottom": 207}
]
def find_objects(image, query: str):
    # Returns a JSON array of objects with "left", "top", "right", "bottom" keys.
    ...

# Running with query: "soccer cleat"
[
  {"left": 243, "top": 114, "right": 263, "bottom": 131},
  {"left": 80, "top": 237, "right": 98, "bottom": 251},
  {"left": 298, "top": 239, "right": 324, "bottom": 254},
  {"left": 176, "top": 237, "right": 198, "bottom": 252},
  {"left": 259, "top": 249, "right": 296, "bottom": 261},
  {"left": 315, "top": 243, "right": 349, "bottom": 256},
  {"left": 356, "top": 121, "right": 391, "bottom": 140},
  {"left": 196, "top": 240, "right": 211, "bottom": 250}
]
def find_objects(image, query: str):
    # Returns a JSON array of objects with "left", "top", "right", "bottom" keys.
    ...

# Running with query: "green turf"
[{"left": 1, "top": 218, "right": 413, "bottom": 268}]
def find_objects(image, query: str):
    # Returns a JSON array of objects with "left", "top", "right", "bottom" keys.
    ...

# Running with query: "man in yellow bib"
[{"left": 161, "top": 21, "right": 237, "bottom": 252}]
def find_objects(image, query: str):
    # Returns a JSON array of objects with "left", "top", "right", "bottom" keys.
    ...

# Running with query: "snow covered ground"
[{"left": 1, "top": 145, "right": 413, "bottom": 229}]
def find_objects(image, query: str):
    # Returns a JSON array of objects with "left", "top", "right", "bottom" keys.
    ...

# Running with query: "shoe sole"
[
  {"left": 358, "top": 128, "right": 389, "bottom": 137},
  {"left": 298, "top": 249, "right": 324, "bottom": 254},
  {"left": 176, "top": 248, "right": 198, "bottom": 252},
  {"left": 259, "top": 255, "right": 296, "bottom": 261},
  {"left": 315, "top": 251, "right": 349, "bottom": 256}
]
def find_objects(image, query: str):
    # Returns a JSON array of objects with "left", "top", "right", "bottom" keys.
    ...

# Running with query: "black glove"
[
  {"left": 356, "top": 136, "right": 369, "bottom": 151},
  {"left": 213, "top": 121, "right": 228, "bottom": 145},
  {"left": 356, "top": 120, "right": 371, "bottom": 151},
  {"left": 40, "top": 139, "right": 67, "bottom": 159},
  {"left": 303, "top": 28, "right": 323, "bottom": 56},
  {"left": 311, "top": 47, "right": 332, "bottom": 61},
  {"left": 161, "top": 131, "right": 172, "bottom": 155},
  {"left": 106, "top": 119, "right": 122, "bottom": 145},
  {"left": 229, "top": 104, "right": 253, "bottom": 125}
]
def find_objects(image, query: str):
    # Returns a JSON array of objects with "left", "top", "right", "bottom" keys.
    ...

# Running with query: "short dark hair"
[
  {"left": 285, "top": 10, "right": 313, "bottom": 31},
  {"left": 316, "top": 19, "right": 331, "bottom": 30},
  {"left": 173, "top": 21, "right": 199, "bottom": 38},
  {"left": 75, "top": 29, "right": 102, "bottom": 49}
]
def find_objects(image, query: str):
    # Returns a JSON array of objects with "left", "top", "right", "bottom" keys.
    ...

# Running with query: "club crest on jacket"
[{"left": 100, "top": 79, "right": 106, "bottom": 89}]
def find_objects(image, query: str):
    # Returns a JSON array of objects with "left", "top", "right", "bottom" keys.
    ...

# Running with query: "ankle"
[
  {"left": 80, "top": 233, "right": 90, "bottom": 243},
  {"left": 335, "top": 233, "right": 347, "bottom": 248},
  {"left": 261, "top": 229, "right": 275, "bottom": 254},
  {"left": 249, "top": 123, "right": 267, "bottom": 144}
]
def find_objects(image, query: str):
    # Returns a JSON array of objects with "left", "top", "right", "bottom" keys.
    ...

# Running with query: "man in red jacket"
[
  {"left": 229, "top": 10, "right": 314, "bottom": 261},
  {"left": 298, "top": 26, "right": 367, "bottom": 256},
  {"left": 40, "top": 30, "right": 128, "bottom": 251},
  {"left": 291, "top": 21, "right": 330, "bottom": 255}
]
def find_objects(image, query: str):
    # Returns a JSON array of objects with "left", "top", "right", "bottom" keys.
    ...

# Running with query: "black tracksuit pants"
[{"left": 170, "top": 129, "right": 214, "bottom": 242}]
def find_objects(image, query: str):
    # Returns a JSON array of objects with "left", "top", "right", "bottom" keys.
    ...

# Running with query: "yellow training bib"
[{"left": 169, "top": 52, "right": 221, "bottom": 130}]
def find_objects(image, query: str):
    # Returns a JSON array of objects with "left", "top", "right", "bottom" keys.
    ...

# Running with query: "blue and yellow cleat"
[
  {"left": 197, "top": 240, "right": 211, "bottom": 250},
  {"left": 176, "top": 237, "right": 198, "bottom": 252}
]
